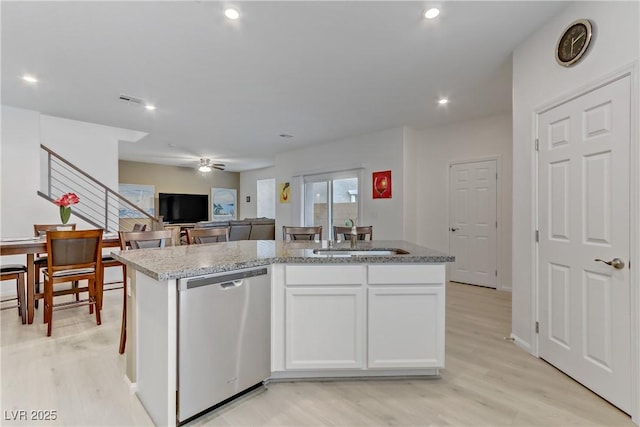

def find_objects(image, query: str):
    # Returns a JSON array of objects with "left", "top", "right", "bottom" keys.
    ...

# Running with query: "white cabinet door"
[
  {"left": 368, "top": 286, "right": 445, "bottom": 368},
  {"left": 285, "top": 287, "right": 364, "bottom": 370}
]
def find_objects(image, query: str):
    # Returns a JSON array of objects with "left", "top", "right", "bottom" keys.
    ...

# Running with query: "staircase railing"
[{"left": 38, "top": 144, "right": 162, "bottom": 232}]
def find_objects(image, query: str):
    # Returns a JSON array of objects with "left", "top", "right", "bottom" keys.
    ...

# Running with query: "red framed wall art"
[{"left": 372, "top": 170, "right": 392, "bottom": 199}]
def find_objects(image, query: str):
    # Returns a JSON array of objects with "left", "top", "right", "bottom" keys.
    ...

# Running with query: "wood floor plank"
[{"left": 1, "top": 282, "right": 633, "bottom": 426}]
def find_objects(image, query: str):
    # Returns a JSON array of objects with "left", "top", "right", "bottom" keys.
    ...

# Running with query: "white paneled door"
[
  {"left": 537, "top": 76, "right": 631, "bottom": 413},
  {"left": 449, "top": 160, "right": 497, "bottom": 288}
]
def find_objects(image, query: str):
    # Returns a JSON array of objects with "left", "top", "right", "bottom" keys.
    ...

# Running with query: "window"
[
  {"left": 257, "top": 178, "right": 275, "bottom": 218},
  {"left": 303, "top": 170, "right": 360, "bottom": 239}
]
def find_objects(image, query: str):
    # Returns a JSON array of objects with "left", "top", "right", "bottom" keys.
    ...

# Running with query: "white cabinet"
[
  {"left": 273, "top": 263, "right": 446, "bottom": 377},
  {"left": 367, "top": 264, "right": 445, "bottom": 369},
  {"left": 367, "top": 286, "right": 444, "bottom": 368},
  {"left": 285, "top": 287, "right": 364, "bottom": 369}
]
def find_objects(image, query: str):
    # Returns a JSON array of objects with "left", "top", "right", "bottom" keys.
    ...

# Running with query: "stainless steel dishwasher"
[{"left": 177, "top": 266, "right": 270, "bottom": 424}]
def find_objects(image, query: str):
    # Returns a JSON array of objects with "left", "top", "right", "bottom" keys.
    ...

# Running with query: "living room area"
[{"left": 118, "top": 159, "right": 276, "bottom": 244}]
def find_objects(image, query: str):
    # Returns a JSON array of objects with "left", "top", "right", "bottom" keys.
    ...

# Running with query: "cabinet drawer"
[
  {"left": 368, "top": 264, "right": 445, "bottom": 285},
  {"left": 285, "top": 265, "right": 365, "bottom": 285}
]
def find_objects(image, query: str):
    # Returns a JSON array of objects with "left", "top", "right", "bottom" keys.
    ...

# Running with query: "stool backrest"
[
  {"left": 186, "top": 227, "right": 229, "bottom": 244},
  {"left": 333, "top": 225, "right": 373, "bottom": 241},
  {"left": 282, "top": 226, "right": 322, "bottom": 241},
  {"left": 46, "top": 229, "right": 103, "bottom": 273},
  {"left": 119, "top": 230, "right": 173, "bottom": 250},
  {"left": 33, "top": 223, "right": 77, "bottom": 237}
]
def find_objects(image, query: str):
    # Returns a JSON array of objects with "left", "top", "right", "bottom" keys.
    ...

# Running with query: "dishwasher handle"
[
  {"left": 180, "top": 267, "right": 268, "bottom": 291},
  {"left": 219, "top": 280, "right": 243, "bottom": 289}
]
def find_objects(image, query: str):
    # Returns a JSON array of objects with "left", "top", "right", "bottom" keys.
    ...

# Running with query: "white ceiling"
[{"left": 1, "top": 1, "right": 568, "bottom": 172}]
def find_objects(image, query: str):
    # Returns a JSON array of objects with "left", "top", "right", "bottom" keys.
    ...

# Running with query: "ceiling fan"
[{"left": 198, "top": 158, "right": 225, "bottom": 172}]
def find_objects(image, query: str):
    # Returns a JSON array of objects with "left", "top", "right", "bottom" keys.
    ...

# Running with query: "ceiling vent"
[{"left": 118, "top": 94, "right": 144, "bottom": 106}]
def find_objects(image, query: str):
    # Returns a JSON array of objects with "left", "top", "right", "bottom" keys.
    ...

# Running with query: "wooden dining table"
[{"left": 0, "top": 233, "right": 120, "bottom": 324}]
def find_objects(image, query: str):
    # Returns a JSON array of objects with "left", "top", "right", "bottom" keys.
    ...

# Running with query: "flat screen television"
[{"left": 159, "top": 193, "right": 208, "bottom": 223}]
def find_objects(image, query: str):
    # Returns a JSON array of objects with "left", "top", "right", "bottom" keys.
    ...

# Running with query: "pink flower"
[{"left": 54, "top": 192, "right": 80, "bottom": 207}]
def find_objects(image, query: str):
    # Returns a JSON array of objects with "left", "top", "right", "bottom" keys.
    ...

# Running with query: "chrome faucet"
[{"left": 349, "top": 218, "right": 357, "bottom": 248}]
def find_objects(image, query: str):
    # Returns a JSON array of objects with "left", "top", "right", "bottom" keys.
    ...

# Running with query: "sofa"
[{"left": 195, "top": 218, "right": 275, "bottom": 240}]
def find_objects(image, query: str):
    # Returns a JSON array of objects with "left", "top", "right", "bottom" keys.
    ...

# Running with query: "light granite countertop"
[{"left": 111, "top": 240, "right": 454, "bottom": 281}]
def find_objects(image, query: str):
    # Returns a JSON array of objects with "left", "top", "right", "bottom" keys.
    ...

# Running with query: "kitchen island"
[{"left": 113, "top": 240, "right": 454, "bottom": 426}]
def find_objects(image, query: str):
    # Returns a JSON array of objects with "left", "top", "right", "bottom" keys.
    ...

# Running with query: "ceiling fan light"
[{"left": 198, "top": 158, "right": 213, "bottom": 172}]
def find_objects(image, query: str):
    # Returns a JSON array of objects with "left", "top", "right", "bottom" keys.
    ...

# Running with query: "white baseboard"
[
  {"left": 270, "top": 368, "right": 440, "bottom": 380},
  {"left": 124, "top": 374, "right": 138, "bottom": 395}
]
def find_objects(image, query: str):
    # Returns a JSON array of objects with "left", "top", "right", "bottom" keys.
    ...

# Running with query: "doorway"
[
  {"left": 448, "top": 159, "right": 498, "bottom": 288},
  {"left": 536, "top": 74, "right": 632, "bottom": 413},
  {"left": 303, "top": 170, "right": 361, "bottom": 240}
]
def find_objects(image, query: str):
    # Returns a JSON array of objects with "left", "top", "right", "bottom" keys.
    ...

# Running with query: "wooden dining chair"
[
  {"left": 282, "top": 226, "right": 323, "bottom": 241},
  {"left": 0, "top": 264, "right": 27, "bottom": 324},
  {"left": 41, "top": 229, "right": 103, "bottom": 336},
  {"left": 117, "top": 230, "right": 173, "bottom": 354},
  {"left": 333, "top": 225, "right": 373, "bottom": 241},
  {"left": 186, "top": 227, "right": 230, "bottom": 244},
  {"left": 33, "top": 223, "right": 77, "bottom": 309}
]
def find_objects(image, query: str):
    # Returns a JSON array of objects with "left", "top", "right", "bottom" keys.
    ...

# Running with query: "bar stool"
[
  {"left": 0, "top": 264, "right": 28, "bottom": 324},
  {"left": 41, "top": 229, "right": 103, "bottom": 337},
  {"left": 117, "top": 230, "right": 173, "bottom": 354}
]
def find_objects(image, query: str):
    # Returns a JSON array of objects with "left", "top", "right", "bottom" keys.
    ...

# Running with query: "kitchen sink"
[{"left": 312, "top": 248, "right": 410, "bottom": 256}]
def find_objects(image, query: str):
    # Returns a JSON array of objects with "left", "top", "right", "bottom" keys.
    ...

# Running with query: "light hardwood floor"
[{"left": 1, "top": 282, "right": 633, "bottom": 426}]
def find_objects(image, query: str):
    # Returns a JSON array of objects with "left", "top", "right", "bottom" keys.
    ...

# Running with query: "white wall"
[
  {"left": 512, "top": 1, "right": 639, "bottom": 351},
  {"left": 41, "top": 115, "right": 124, "bottom": 189},
  {"left": 1, "top": 106, "right": 42, "bottom": 239},
  {"left": 270, "top": 127, "right": 405, "bottom": 240},
  {"left": 239, "top": 166, "right": 276, "bottom": 219},
  {"left": 1, "top": 105, "right": 143, "bottom": 293},
  {"left": 242, "top": 119, "right": 511, "bottom": 257},
  {"left": 405, "top": 113, "right": 513, "bottom": 290}
]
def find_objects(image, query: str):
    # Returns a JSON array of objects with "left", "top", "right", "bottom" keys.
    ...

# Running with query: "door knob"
[
  {"left": 594, "top": 258, "right": 625, "bottom": 270},
  {"left": 450, "top": 227, "right": 459, "bottom": 232}
]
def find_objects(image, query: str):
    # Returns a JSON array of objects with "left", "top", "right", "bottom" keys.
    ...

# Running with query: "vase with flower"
[{"left": 54, "top": 192, "right": 80, "bottom": 224}]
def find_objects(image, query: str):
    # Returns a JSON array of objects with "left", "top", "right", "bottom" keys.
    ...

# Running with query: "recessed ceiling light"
[
  {"left": 224, "top": 8, "right": 240, "bottom": 20},
  {"left": 145, "top": 104, "right": 156, "bottom": 111},
  {"left": 22, "top": 75, "right": 38, "bottom": 83},
  {"left": 438, "top": 98, "right": 449, "bottom": 105},
  {"left": 424, "top": 8, "right": 440, "bottom": 19}
]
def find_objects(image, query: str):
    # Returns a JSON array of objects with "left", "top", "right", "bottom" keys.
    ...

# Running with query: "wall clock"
[{"left": 556, "top": 19, "right": 593, "bottom": 67}]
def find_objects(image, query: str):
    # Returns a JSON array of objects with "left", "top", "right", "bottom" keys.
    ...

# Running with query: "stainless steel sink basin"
[{"left": 313, "top": 248, "right": 410, "bottom": 256}]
